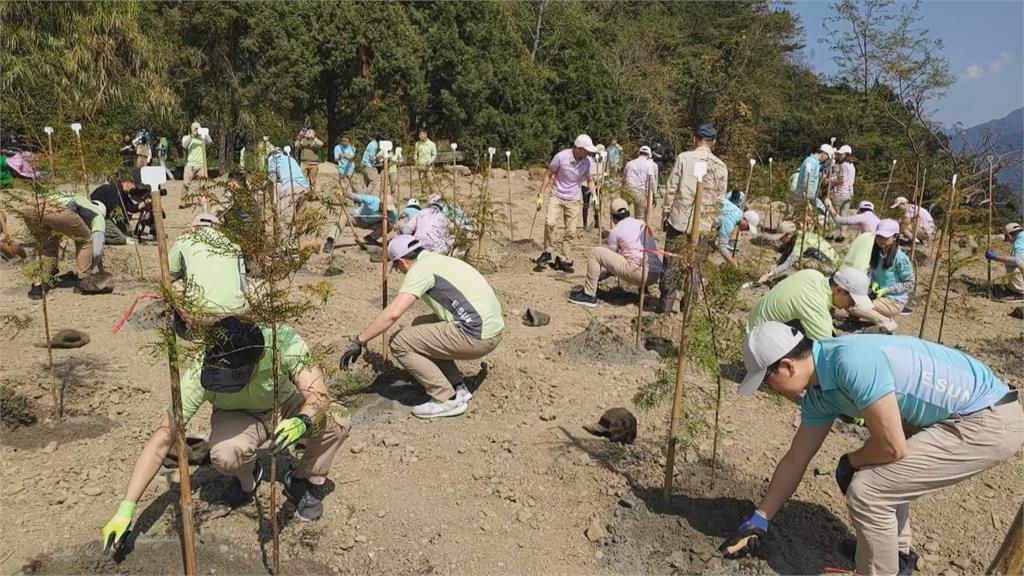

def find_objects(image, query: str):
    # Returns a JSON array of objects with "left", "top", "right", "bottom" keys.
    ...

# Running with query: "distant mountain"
[{"left": 948, "top": 108, "right": 1023, "bottom": 200}]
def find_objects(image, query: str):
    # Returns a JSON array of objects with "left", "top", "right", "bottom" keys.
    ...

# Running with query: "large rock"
[{"left": 442, "top": 164, "right": 472, "bottom": 177}]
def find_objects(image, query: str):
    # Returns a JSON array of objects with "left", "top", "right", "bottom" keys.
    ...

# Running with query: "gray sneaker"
[{"left": 284, "top": 471, "right": 323, "bottom": 522}]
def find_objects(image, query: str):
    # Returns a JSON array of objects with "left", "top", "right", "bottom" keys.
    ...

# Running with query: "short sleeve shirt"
[
  {"left": 1013, "top": 233, "right": 1024, "bottom": 268},
  {"left": 606, "top": 217, "right": 661, "bottom": 275},
  {"left": 801, "top": 336, "right": 1009, "bottom": 428},
  {"left": 840, "top": 232, "right": 876, "bottom": 273},
  {"left": 415, "top": 140, "right": 437, "bottom": 167},
  {"left": 176, "top": 325, "right": 310, "bottom": 422},
  {"left": 334, "top": 144, "right": 356, "bottom": 175},
  {"left": 835, "top": 162, "right": 855, "bottom": 199},
  {"left": 795, "top": 155, "right": 820, "bottom": 199},
  {"left": 718, "top": 199, "right": 744, "bottom": 240},
  {"left": 268, "top": 153, "right": 309, "bottom": 195},
  {"left": 168, "top": 228, "right": 247, "bottom": 314},
  {"left": 399, "top": 251, "right": 505, "bottom": 340},
  {"left": 747, "top": 269, "right": 835, "bottom": 341},
  {"left": 548, "top": 148, "right": 591, "bottom": 201}
]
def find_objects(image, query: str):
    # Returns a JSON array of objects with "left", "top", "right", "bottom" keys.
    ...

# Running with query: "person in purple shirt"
[
  {"left": 535, "top": 134, "right": 598, "bottom": 273},
  {"left": 890, "top": 196, "right": 934, "bottom": 243},
  {"left": 836, "top": 200, "right": 880, "bottom": 235},
  {"left": 569, "top": 198, "right": 661, "bottom": 307}
]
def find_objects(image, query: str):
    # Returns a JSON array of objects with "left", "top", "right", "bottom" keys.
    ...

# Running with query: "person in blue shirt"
[
  {"left": 985, "top": 221, "right": 1024, "bottom": 299},
  {"left": 266, "top": 148, "right": 309, "bottom": 236},
  {"left": 346, "top": 190, "right": 396, "bottom": 246},
  {"left": 846, "top": 219, "right": 914, "bottom": 332},
  {"left": 793, "top": 144, "right": 833, "bottom": 217},
  {"left": 723, "top": 322, "right": 1023, "bottom": 576},
  {"left": 361, "top": 135, "right": 382, "bottom": 196},
  {"left": 333, "top": 136, "right": 358, "bottom": 194},
  {"left": 717, "top": 199, "right": 759, "bottom": 265}
]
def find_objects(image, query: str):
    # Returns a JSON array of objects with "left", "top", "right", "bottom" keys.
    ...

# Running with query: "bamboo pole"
[
  {"left": 267, "top": 166, "right": 282, "bottom": 576},
  {"left": 40, "top": 127, "right": 59, "bottom": 418},
  {"left": 744, "top": 158, "right": 755, "bottom": 197},
  {"left": 909, "top": 167, "right": 926, "bottom": 288},
  {"left": 505, "top": 151, "right": 514, "bottom": 240},
  {"left": 918, "top": 174, "right": 957, "bottom": 340},
  {"left": 381, "top": 151, "right": 391, "bottom": 364},
  {"left": 880, "top": 159, "right": 897, "bottom": 207},
  {"left": 937, "top": 195, "right": 958, "bottom": 344},
  {"left": 767, "top": 157, "right": 773, "bottom": 229},
  {"left": 986, "top": 503, "right": 1023, "bottom": 575},
  {"left": 479, "top": 148, "right": 495, "bottom": 257},
  {"left": 450, "top": 143, "right": 458, "bottom": 208},
  {"left": 698, "top": 275, "right": 725, "bottom": 490},
  {"left": 663, "top": 162, "right": 707, "bottom": 500},
  {"left": 147, "top": 176, "right": 199, "bottom": 576},
  {"left": 635, "top": 173, "right": 653, "bottom": 348},
  {"left": 986, "top": 157, "right": 994, "bottom": 298}
]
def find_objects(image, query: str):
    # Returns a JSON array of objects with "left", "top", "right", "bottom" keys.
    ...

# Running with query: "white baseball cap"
[
  {"left": 779, "top": 221, "right": 797, "bottom": 235},
  {"left": 818, "top": 144, "right": 835, "bottom": 157},
  {"left": 573, "top": 134, "right": 598, "bottom": 154},
  {"left": 858, "top": 200, "right": 874, "bottom": 211},
  {"left": 837, "top": 145, "right": 852, "bottom": 155},
  {"left": 889, "top": 196, "right": 909, "bottom": 209},
  {"left": 831, "top": 267, "right": 872, "bottom": 310},
  {"left": 740, "top": 322, "right": 806, "bottom": 395},
  {"left": 1004, "top": 222, "right": 1023, "bottom": 235},
  {"left": 638, "top": 145, "right": 652, "bottom": 156},
  {"left": 610, "top": 197, "right": 629, "bottom": 214},
  {"left": 192, "top": 212, "right": 219, "bottom": 228},
  {"left": 742, "top": 210, "right": 759, "bottom": 234},
  {"left": 406, "top": 198, "right": 420, "bottom": 208}
]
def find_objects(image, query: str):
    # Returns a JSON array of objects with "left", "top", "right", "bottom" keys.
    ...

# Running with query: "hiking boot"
[
  {"left": 284, "top": 471, "right": 323, "bottom": 522},
  {"left": 455, "top": 384, "right": 473, "bottom": 402},
  {"left": 28, "top": 283, "right": 45, "bottom": 300},
  {"left": 224, "top": 465, "right": 263, "bottom": 507},
  {"left": 598, "top": 271, "right": 613, "bottom": 283},
  {"left": 552, "top": 256, "right": 574, "bottom": 273},
  {"left": 833, "top": 234, "right": 846, "bottom": 243},
  {"left": 363, "top": 234, "right": 381, "bottom": 247},
  {"left": 322, "top": 237, "right": 335, "bottom": 253},
  {"left": 535, "top": 251, "right": 552, "bottom": 267},
  {"left": 840, "top": 539, "right": 918, "bottom": 576},
  {"left": 899, "top": 305, "right": 913, "bottom": 315},
  {"left": 568, "top": 290, "right": 598, "bottom": 308},
  {"left": 411, "top": 397, "right": 468, "bottom": 419}
]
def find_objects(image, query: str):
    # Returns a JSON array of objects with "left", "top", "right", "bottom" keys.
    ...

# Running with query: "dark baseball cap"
[
  {"left": 583, "top": 408, "right": 638, "bottom": 444},
  {"left": 200, "top": 317, "right": 265, "bottom": 393},
  {"left": 695, "top": 124, "right": 717, "bottom": 140}
]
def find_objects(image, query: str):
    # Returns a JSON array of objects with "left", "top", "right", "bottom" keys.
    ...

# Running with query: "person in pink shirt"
[
  {"left": 535, "top": 134, "right": 598, "bottom": 273},
  {"left": 400, "top": 194, "right": 453, "bottom": 255},
  {"left": 890, "top": 196, "right": 934, "bottom": 243},
  {"left": 569, "top": 198, "right": 661, "bottom": 308},
  {"left": 837, "top": 200, "right": 881, "bottom": 234}
]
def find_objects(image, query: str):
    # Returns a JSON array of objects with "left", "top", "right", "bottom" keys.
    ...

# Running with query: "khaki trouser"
[
  {"left": 1006, "top": 263, "right": 1024, "bottom": 294},
  {"left": 849, "top": 297, "right": 904, "bottom": 326},
  {"left": 543, "top": 194, "right": 582, "bottom": 260},
  {"left": 183, "top": 164, "right": 207, "bottom": 188},
  {"left": 363, "top": 167, "right": 380, "bottom": 197},
  {"left": 584, "top": 246, "right": 659, "bottom": 296},
  {"left": 900, "top": 220, "right": 930, "bottom": 244},
  {"left": 34, "top": 207, "right": 94, "bottom": 277},
  {"left": 205, "top": 392, "right": 349, "bottom": 487},
  {"left": 182, "top": 164, "right": 209, "bottom": 209},
  {"left": 846, "top": 398, "right": 1024, "bottom": 576},
  {"left": 389, "top": 321, "right": 502, "bottom": 402},
  {"left": 301, "top": 161, "right": 319, "bottom": 191}
]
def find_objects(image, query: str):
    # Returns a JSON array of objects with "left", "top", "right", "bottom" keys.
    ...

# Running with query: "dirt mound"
[
  {"left": 502, "top": 238, "right": 543, "bottom": 255},
  {"left": 125, "top": 300, "right": 167, "bottom": 331},
  {"left": 0, "top": 386, "right": 38, "bottom": 430},
  {"left": 558, "top": 319, "right": 659, "bottom": 365},
  {"left": 1, "top": 414, "right": 113, "bottom": 449}
]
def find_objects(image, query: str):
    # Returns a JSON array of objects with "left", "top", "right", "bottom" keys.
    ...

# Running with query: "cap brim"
[
  {"left": 738, "top": 368, "right": 766, "bottom": 396},
  {"left": 583, "top": 423, "right": 610, "bottom": 437},
  {"left": 200, "top": 364, "right": 253, "bottom": 393},
  {"left": 850, "top": 293, "right": 874, "bottom": 310},
  {"left": 747, "top": 224, "right": 758, "bottom": 235},
  {"left": 583, "top": 146, "right": 598, "bottom": 153},
  {"left": 889, "top": 202, "right": 902, "bottom": 209}
]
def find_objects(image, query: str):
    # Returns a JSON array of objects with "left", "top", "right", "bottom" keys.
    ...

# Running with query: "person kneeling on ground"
[
  {"left": 985, "top": 222, "right": 1024, "bottom": 301},
  {"left": 569, "top": 198, "right": 661, "bottom": 308},
  {"left": 400, "top": 194, "right": 452, "bottom": 255},
  {"left": 746, "top": 267, "right": 873, "bottom": 341},
  {"left": 101, "top": 318, "right": 348, "bottom": 551},
  {"left": 340, "top": 235, "right": 504, "bottom": 419},
  {"left": 835, "top": 200, "right": 880, "bottom": 236},
  {"left": 90, "top": 171, "right": 141, "bottom": 246},
  {"left": 756, "top": 221, "right": 838, "bottom": 285},
  {"left": 345, "top": 190, "right": 396, "bottom": 247},
  {"left": 169, "top": 213, "right": 248, "bottom": 320},
  {"left": 723, "top": 322, "right": 1022, "bottom": 576},
  {"left": 890, "top": 195, "right": 934, "bottom": 245},
  {"left": 718, "top": 198, "right": 759, "bottom": 265},
  {"left": 843, "top": 219, "right": 914, "bottom": 332},
  {"left": 23, "top": 190, "right": 106, "bottom": 299}
]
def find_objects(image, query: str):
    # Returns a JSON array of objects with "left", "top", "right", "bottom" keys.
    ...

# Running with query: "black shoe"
[
  {"left": 834, "top": 234, "right": 846, "bottom": 243},
  {"left": 363, "top": 234, "right": 381, "bottom": 247},
  {"left": 224, "top": 465, "right": 263, "bottom": 507},
  {"left": 322, "top": 238, "right": 335, "bottom": 253},
  {"left": 598, "top": 271, "right": 612, "bottom": 283},
  {"left": 899, "top": 306, "right": 913, "bottom": 315},
  {"left": 28, "top": 283, "right": 45, "bottom": 300},
  {"left": 568, "top": 290, "right": 598, "bottom": 308},
  {"left": 551, "top": 256, "right": 574, "bottom": 273},
  {"left": 284, "top": 471, "right": 323, "bottom": 522},
  {"left": 841, "top": 539, "right": 917, "bottom": 576},
  {"left": 54, "top": 271, "right": 78, "bottom": 288},
  {"left": 535, "top": 251, "right": 552, "bottom": 266}
]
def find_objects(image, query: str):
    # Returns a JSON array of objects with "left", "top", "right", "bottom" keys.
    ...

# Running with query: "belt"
[{"left": 962, "top": 390, "right": 1019, "bottom": 417}]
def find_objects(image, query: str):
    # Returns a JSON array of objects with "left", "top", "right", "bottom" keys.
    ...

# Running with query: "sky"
[{"left": 790, "top": 0, "right": 1023, "bottom": 128}]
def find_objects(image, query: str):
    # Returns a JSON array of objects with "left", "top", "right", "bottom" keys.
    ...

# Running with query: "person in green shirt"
[
  {"left": 413, "top": 129, "right": 437, "bottom": 191},
  {"left": 169, "top": 213, "right": 248, "bottom": 319},
  {"left": 757, "top": 220, "right": 839, "bottom": 285},
  {"left": 180, "top": 122, "right": 213, "bottom": 209},
  {"left": 340, "top": 235, "right": 505, "bottom": 419},
  {"left": 24, "top": 192, "right": 106, "bottom": 299},
  {"left": 100, "top": 318, "right": 349, "bottom": 551},
  {"left": 747, "top": 267, "right": 873, "bottom": 341}
]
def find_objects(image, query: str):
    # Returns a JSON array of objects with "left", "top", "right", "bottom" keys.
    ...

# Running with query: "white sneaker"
[
  {"left": 125, "top": 238, "right": 137, "bottom": 245},
  {"left": 412, "top": 397, "right": 468, "bottom": 419},
  {"left": 880, "top": 319, "right": 898, "bottom": 333},
  {"left": 455, "top": 384, "right": 473, "bottom": 402}
]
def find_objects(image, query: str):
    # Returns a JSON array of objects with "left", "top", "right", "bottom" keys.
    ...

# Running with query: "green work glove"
[
  {"left": 102, "top": 500, "right": 136, "bottom": 552},
  {"left": 534, "top": 194, "right": 544, "bottom": 210},
  {"left": 271, "top": 414, "right": 311, "bottom": 455}
]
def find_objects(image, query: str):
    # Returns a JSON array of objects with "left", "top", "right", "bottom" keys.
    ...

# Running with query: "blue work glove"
[
  {"left": 835, "top": 454, "right": 858, "bottom": 495},
  {"left": 91, "top": 230, "right": 106, "bottom": 260},
  {"left": 721, "top": 511, "right": 768, "bottom": 558},
  {"left": 985, "top": 250, "right": 998, "bottom": 261}
]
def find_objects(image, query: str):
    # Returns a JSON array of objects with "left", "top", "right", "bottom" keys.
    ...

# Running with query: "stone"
[
  {"left": 618, "top": 498, "right": 635, "bottom": 509},
  {"left": 4, "top": 482, "right": 25, "bottom": 496},
  {"left": 218, "top": 544, "right": 229, "bottom": 553},
  {"left": 354, "top": 535, "right": 368, "bottom": 543},
  {"left": 349, "top": 442, "right": 366, "bottom": 454},
  {"left": 338, "top": 538, "right": 356, "bottom": 551},
  {"left": 924, "top": 542, "right": 940, "bottom": 554},
  {"left": 539, "top": 412, "right": 556, "bottom": 422},
  {"left": 42, "top": 441, "right": 58, "bottom": 454},
  {"left": 517, "top": 509, "right": 533, "bottom": 524},
  {"left": 83, "top": 485, "right": 103, "bottom": 497},
  {"left": 667, "top": 551, "right": 689, "bottom": 571},
  {"left": 585, "top": 517, "right": 607, "bottom": 543},
  {"left": 382, "top": 436, "right": 400, "bottom": 448},
  {"left": 951, "top": 558, "right": 970, "bottom": 570}
]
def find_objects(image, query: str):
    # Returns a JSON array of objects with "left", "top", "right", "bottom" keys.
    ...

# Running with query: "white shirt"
[{"left": 624, "top": 156, "right": 658, "bottom": 194}]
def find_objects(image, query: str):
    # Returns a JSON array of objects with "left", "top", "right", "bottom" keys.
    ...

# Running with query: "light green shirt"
[
  {"left": 399, "top": 251, "right": 505, "bottom": 339},
  {"left": 415, "top": 139, "right": 437, "bottom": 167},
  {"left": 747, "top": 269, "right": 835, "bottom": 341},
  {"left": 168, "top": 228, "right": 247, "bottom": 314},
  {"left": 841, "top": 232, "right": 875, "bottom": 273},
  {"left": 177, "top": 325, "right": 310, "bottom": 422},
  {"left": 183, "top": 134, "right": 210, "bottom": 167},
  {"left": 53, "top": 191, "right": 105, "bottom": 233}
]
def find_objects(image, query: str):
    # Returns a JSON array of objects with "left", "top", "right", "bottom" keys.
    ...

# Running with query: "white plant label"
[
  {"left": 379, "top": 140, "right": 394, "bottom": 153},
  {"left": 70, "top": 122, "right": 82, "bottom": 134},
  {"left": 140, "top": 166, "right": 167, "bottom": 188},
  {"left": 488, "top": 147, "right": 496, "bottom": 157},
  {"left": 505, "top": 150, "right": 511, "bottom": 158},
  {"left": 951, "top": 174, "right": 958, "bottom": 187},
  {"left": 450, "top": 143, "right": 458, "bottom": 151},
  {"left": 749, "top": 158, "right": 756, "bottom": 166},
  {"left": 693, "top": 161, "right": 708, "bottom": 181},
  {"left": 283, "top": 145, "right": 291, "bottom": 154},
  {"left": 44, "top": 126, "right": 54, "bottom": 135},
  {"left": 769, "top": 157, "right": 773, "bottom": 164}
]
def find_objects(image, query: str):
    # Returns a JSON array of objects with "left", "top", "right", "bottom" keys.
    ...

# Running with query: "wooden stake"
[
  {"left": 478, "top": 149, "right": 494, "bottom": 257},
  {"left": 698, "top": 275, "right": 724, "bottom": 490},
  {"left": 505, "top": 151, "right": 514, "bottom": 240},
  {"left": 40, "top": 129, "right": 59, "bottom": 418},
  {"left": 663, "top": 168, "right": 706, "bottom": 500},
  {"left": 635, "top": 173, "right": 653, "bottom": 348},
  {"left": 918, "top": 174, "right": 957, "bottom": 340},
  {"left": 909, "top": 168, "right": 927, "bottom": 293},
  {"left": 450, "top": 143, "right": 458, "bottom": 209},
  {"left": 880, "top": 159, "right": 897, "bottom": 207},
  {"left": 148, "top": 185, "right": 199, "bottom": 576},
  {"left": 767, "top": 158, "right": 773, "bottom": 229},
  {"left": 986, "top": 157, "right": 994, "bottom": 298},
  {"left": 381, "top": 153, "right": 391, "bottom": 364},
  {"left": 937, "top": 196, "right": 958, "bottom": 344},
  {"left": 986, "top": 503, "right": 1023, "bottom": 575}
]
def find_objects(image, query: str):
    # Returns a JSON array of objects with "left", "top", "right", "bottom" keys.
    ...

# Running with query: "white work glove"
[{"left": 91, "top": 230, "right": 106, "bottom": 260}]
